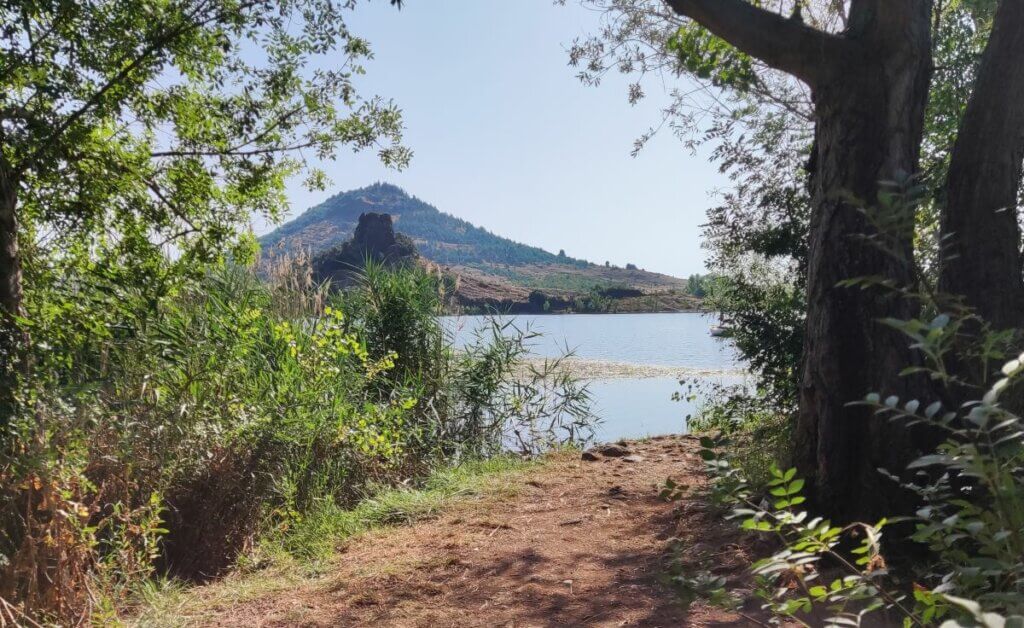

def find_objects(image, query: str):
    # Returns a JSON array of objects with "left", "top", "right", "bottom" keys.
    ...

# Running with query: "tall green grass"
[
  {"left": 0, "top": 257, "right": 593, "bottom": 623},
  {"left": 270, "top": 455, "right": 537, "bottom": 562}
]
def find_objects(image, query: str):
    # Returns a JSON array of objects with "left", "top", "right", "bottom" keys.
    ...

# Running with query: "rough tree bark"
[
  {"left": 0, "top": 161, "right": 24, "bottom": 429},
  {"left": 0, "top": 169, "right": 22, "bottom": 325},
  {"left": 665, "top": 0, "right": 933, "bottom": 521},
  {"left": 939, "top": 0, "right": 1024, "bottom": 337}
]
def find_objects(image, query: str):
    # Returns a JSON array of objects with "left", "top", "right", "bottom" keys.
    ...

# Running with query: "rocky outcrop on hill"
[{"left": 311, "top": 212, "right": 417, "bottom": 284}]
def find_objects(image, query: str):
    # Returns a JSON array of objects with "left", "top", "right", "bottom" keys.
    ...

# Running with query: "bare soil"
[{"left": 190, "top": 436, "right": 766, "bottom": 627}]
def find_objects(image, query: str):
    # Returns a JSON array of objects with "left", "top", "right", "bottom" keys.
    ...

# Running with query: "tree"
[
  {"left": 686, "top": 274, "right": 708, "bottom": 297},
  {"left": 658, "top": 0, "right": 934, "bottom": 521},
  {"left": 938, "top": 0, "right": 1024, "bottom": 334},
  {"left": 572, "top": 0, "right": 1024, "bottom": 521},
  {"left": 0, "top": 0, "right": 409, "bottom": 425},
  {"left": 569, "top": 0, "right": 1024, "bottom": 521}
]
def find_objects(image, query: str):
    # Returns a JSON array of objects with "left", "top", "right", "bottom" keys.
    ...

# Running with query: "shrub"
[
  {"left": 0, "top": 261, "right": 594, "bottom": 622},
  {"left": 687, "top": 309, "right": 1024, "bottom": 627}
]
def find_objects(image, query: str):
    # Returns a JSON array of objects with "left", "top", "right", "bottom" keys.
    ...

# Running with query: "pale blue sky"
[{"left": 256, "top": 0, "right": 727, "bottom": 278}]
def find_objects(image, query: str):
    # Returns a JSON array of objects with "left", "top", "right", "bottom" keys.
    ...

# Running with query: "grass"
[
  {"left": 127, "top": 455, "right": 541, "bottom": 627},
  {"left": 277, "top": 455, "right": 542, "bottom": 561}
]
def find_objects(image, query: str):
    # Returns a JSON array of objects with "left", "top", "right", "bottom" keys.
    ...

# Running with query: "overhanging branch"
[{"left": 664, "top": 0, "right": 847, "bottom": 87}]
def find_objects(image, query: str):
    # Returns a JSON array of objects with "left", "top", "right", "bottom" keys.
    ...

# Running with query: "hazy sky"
[{"left": 255, "top": 0, "right": 727, "bottom": 278}]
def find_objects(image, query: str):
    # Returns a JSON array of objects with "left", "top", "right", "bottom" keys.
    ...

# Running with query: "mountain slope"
[
  {"left": 260, "top": 183, "right": 589, "bottom": 268},
  {"left": 259, "top": 183, "right": 689, "bottom": 302}
]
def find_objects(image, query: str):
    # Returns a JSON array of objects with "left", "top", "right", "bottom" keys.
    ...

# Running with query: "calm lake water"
[{"left": 443, "top": 312, "right": 747, "bottom": 442}]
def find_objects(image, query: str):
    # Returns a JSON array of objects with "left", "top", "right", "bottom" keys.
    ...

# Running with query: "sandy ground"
[{"left": 185, "top": 436, "right": 767, "bottom": 627}]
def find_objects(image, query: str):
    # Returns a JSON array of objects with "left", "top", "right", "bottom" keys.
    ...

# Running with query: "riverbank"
[{"left": 129, "top": 436, "right": 766, "bottom": 626}]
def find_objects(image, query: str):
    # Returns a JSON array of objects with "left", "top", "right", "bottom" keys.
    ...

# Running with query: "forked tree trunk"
[
  {"left": 665, "top": 0, "right": 934, "bottom": 521},
  {"left": 939, "top": 0, "right": 1024, "bottom": 340},
  {"left": 795, "top": 12, "right": 934, "bottom": 520}
]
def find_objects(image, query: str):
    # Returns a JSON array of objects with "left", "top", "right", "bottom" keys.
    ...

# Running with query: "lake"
[{"left": 443, "top": 312, "right": 747, "bottom": 443}]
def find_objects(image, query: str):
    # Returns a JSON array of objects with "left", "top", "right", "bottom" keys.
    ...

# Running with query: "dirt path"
[{"left": 194, "top": 436, "right": 763, "bottom": 627}]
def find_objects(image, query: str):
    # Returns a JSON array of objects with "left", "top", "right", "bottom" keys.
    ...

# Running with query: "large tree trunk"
[
  {"left": 0, "top": 165, "right": 24, "bottom": 430},
  {"left": 938, "top": 0, "right": 1024, "bottom": 343},
  {"left": 0, "top": 177, "right": 22, "bottom": 323},
  {"left": 664, "top": 0, "right": 934, "bottom": 522},
  {"left": 795, "top": 10, "right": 934, "bottom": 520}
]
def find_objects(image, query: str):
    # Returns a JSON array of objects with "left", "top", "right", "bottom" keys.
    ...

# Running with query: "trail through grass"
[{"left": 129, "top": 455, "right": 541, "bottom": 627}]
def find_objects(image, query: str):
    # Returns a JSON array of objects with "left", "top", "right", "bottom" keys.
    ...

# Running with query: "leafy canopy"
[{"left": 1, "top": 0, "right": 410, "bottom": 297}]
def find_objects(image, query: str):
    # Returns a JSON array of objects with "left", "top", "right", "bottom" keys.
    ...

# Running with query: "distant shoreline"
[
  {"left": 517, "top": 356, "right": 747, "bottom": 380},
  {"left": 446, "top": 307, "right": 710, "bottom": 316}
]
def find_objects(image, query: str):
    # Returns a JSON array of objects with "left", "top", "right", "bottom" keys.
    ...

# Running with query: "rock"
[
  {"left": 581, "top": 450, "right": 600, "bottom": 462},
  {"left": 597, "top": 444, "right": 630, "bottom": 457},
  {"left": 622, "top": 455, "right": 644, "bottom": 463},
  {"left": 311, "top": 212, "right": 418, "bottom": 285},
  {"left": 351, "top": 212, "right": 397, "bottom": 252}
]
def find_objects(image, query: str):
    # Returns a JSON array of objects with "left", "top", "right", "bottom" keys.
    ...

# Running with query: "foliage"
[
  {"left": 343, "top": 261, "right": 598, "bottom": 460},
  {"left": 685, "top": 273, "right": 714, "bottom": 298},
  {"left": 685, "top": 291, "right": 1024, "bottom": 626},
  {"left": 698, "top": 440, "right": 921, "bottom": 627},
  {"left": 704, "top": 264, "right": 805, "bottom": 412},
  {"left": 688, "top": 387, "right": 790, "bottom": 488},
  {"left": 0, "top": 1, "right": 420, "bottom": 621},
  {"left": 3, "top": 265, "right": 397, "bottom": 621},
  {"left": 266, "top": 454, "right": 537, "bottom": 563},
  {"left": 567, "top": 0, "right": 814, "bottom": 431},
  {"left": 666, "top": 23, "right": 756, "bottom": 90},
  {"left": 0, "top": 260, "right": 595, "bottom": 623},
  {"left": 571, "top": 287, "right": 613, "bottom": 313},
  {"left": 567, "top": 0, "right": 999, "bottom": 443},
  {"left": 2, "top": 0, "right": 409, "bottom": 308}
]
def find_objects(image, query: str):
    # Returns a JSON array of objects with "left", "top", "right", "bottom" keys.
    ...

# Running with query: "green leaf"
[{"left": 808, "top": 585, "right": 828, "bottom": 598}]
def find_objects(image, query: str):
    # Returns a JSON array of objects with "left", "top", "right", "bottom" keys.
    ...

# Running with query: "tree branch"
[
  {"left": 149, "top": 139, "right": 319, "bottom": 158},
  {"left": 663, "top": 0, "right": 847, "bottom": 86}
]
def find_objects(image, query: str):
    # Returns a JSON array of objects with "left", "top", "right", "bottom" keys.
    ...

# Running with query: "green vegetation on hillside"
[{"left": 260, "top": 183, "right": 592, "bottom": 268}]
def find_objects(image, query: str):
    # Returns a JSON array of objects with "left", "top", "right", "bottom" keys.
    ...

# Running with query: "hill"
[
  {"left": 260, "top": 183, "right": 589, "bottom": 267},
  {"left": 260, "top": 183, "right": 697, "bottom": 312}
]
